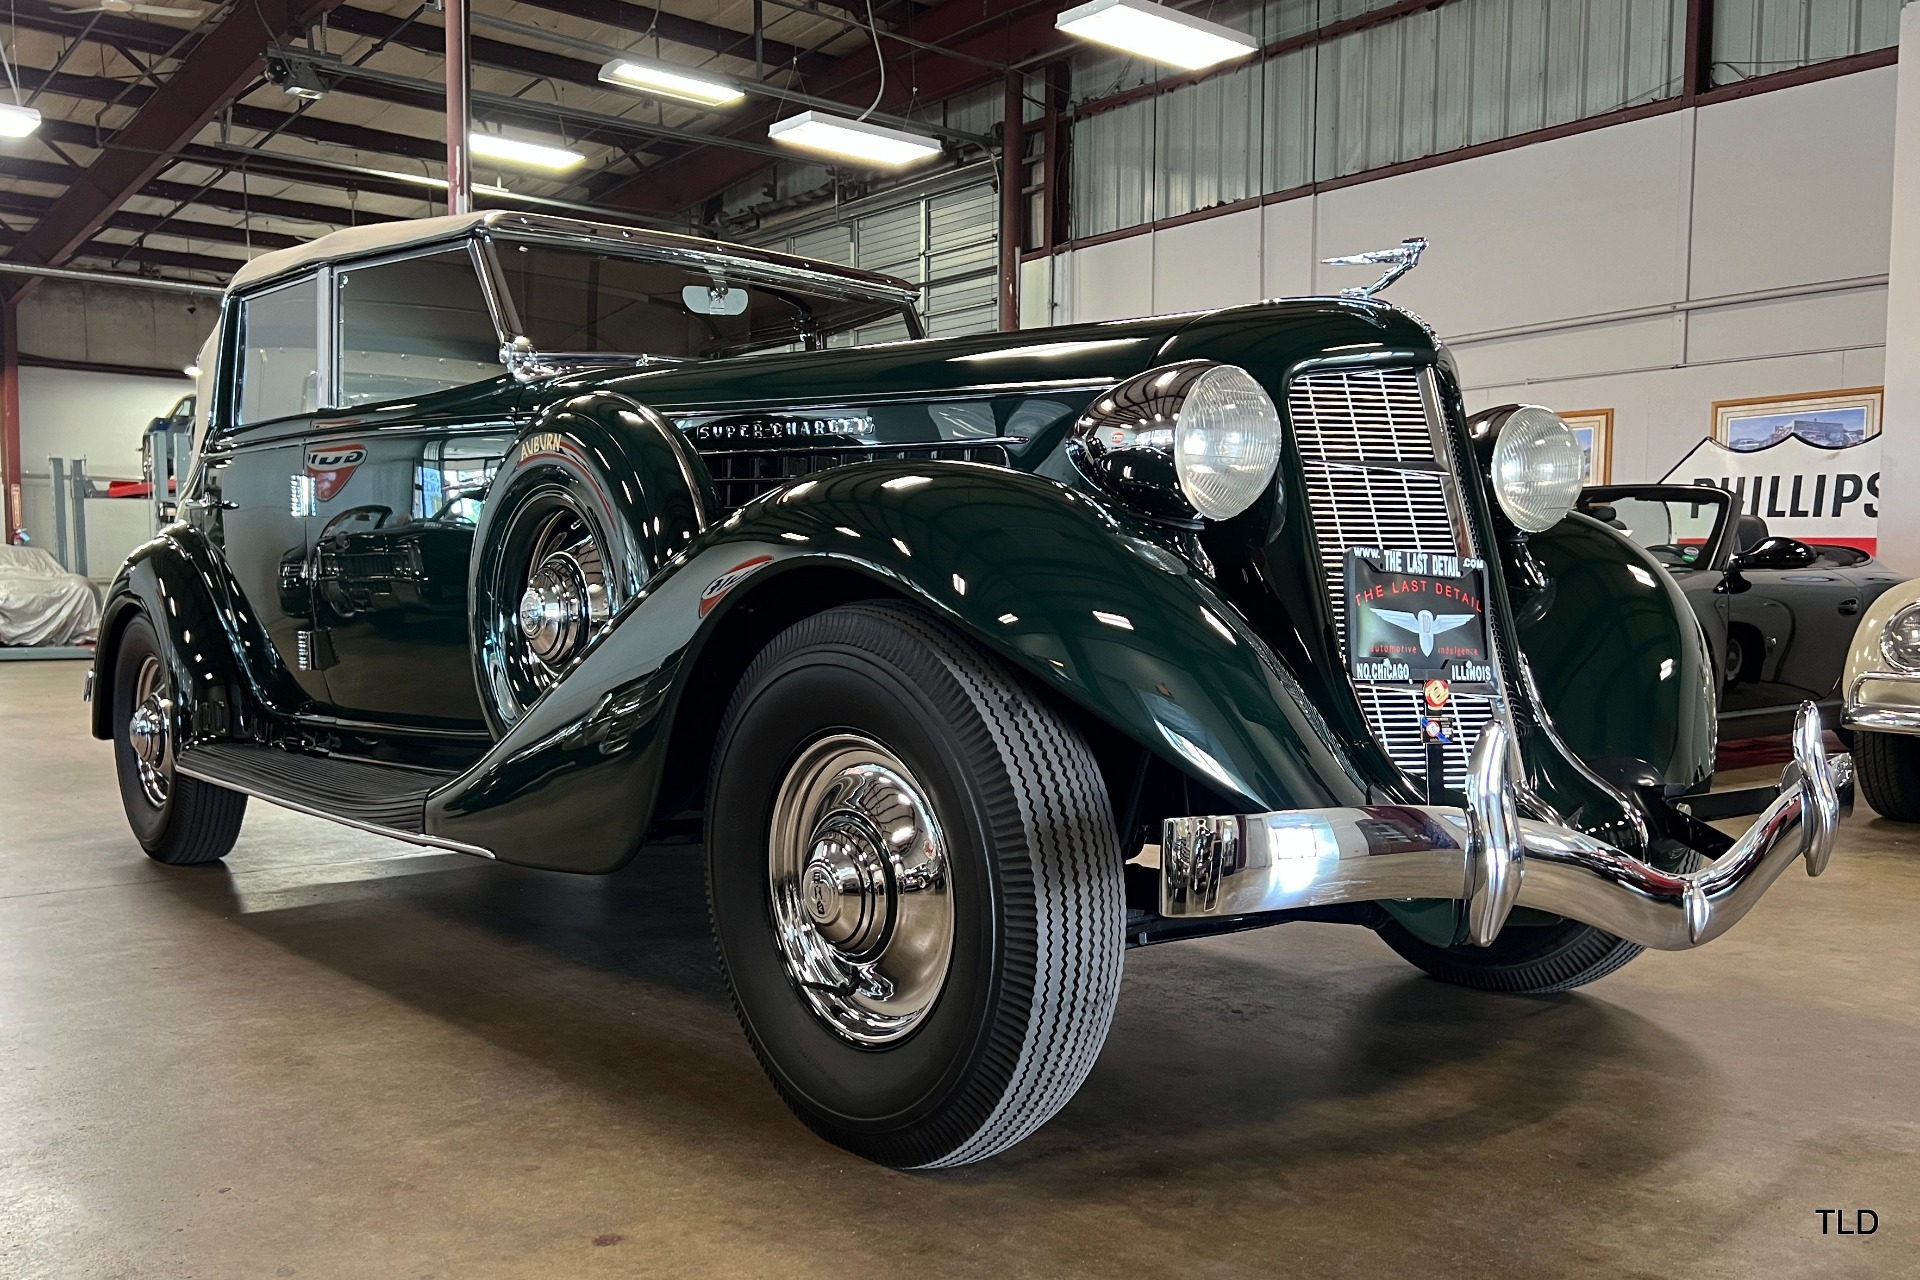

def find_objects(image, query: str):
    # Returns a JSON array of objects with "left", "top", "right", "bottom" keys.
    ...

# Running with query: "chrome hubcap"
[
  {"left": 128, "top": 655, "right": 173, "bottom": 807},
  {"left": 769, "top": 735, "right": 953, "bottom": 1045},
  {"left": 515, "top": 508, "right": 610, "bottom": 675}
]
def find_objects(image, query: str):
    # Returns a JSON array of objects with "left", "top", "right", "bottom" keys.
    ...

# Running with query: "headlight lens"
[
  {"left": 1174, "top": 365, "right": 1283, "bottom": 521},
  {"left": 1883, "top": 604, "right": 1920, "bottom": 671},
  {"left": 1490, "top": 406, "right": 1586, "bottom": 533},
  {"left": 1070, "top": 361, "right": 1283, "bottom": 524}
]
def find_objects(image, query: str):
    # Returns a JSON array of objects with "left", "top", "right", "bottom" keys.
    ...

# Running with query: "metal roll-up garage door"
[{"left": 750, "top": 166, "right": 1002, "bottom": 344}]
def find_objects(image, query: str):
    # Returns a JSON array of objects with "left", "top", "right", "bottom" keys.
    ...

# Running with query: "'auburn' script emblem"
[{"left": 305, "top": 443, "right": 367, "bottom": 501}]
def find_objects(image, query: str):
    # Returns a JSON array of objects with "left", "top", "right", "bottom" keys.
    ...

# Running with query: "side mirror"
[{"left": 1730, "top": 536, "right": 1818, "bottom": 572}]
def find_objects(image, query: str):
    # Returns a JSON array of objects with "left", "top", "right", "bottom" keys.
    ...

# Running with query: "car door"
[
  {"left": 1732, "top": 538, "right": 1904, "bottom": 707},
  {"left": 189, "top": 272, "right": 332, "bottom": 708},
  {"left": 306, "top": 247, "right": 519, "bottom": 727}
]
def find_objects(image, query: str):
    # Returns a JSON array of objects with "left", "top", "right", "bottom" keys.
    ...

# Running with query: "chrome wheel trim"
[
  {"left": 128, "top": 653, "right": 174, "bottom": 808},
  {"left": 513, "top": 502, "right": 611, "bottom": 681},
  {"left": 768, "top": 734, "right": 954, "bottom": 1046}
]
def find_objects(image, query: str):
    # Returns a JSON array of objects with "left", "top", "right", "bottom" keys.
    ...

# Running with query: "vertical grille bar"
[{"left": 1289, "top": 367, "right": 1495, "bottom": 791}]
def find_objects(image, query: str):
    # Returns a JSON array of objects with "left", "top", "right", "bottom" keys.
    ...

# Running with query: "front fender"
[
  {"left": 1519, "top": 513, "right": 1718, "bottom": 793},
  {"left": 90, "top": 524, "right": 282, "bottom": 744},
  {"left": 427, "top": 461, "right": 1369, "bottom": 870}
]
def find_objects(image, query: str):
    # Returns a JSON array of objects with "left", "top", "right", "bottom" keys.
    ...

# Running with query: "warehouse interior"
[{"left": 2, "top": 1, "right": 1917, "bottom": 1275}]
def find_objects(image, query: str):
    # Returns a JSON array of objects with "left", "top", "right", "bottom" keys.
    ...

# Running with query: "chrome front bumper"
[
  {"left": 1161, "top": 703, "right": 1845, "bottom": 951},
  {"left": 1845, "top": 671, "right": 1920, "bottom": 734}
]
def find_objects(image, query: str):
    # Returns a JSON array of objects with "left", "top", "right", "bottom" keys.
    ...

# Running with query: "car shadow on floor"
[{"left": 150, "top": 843, "right": 1709, "bottom": 1186}]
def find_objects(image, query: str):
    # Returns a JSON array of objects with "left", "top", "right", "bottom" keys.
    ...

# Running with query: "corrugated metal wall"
[
  {"left": 1711, "top": 0, "right": 1904, "bottom": 83},
  {"left": 1071, "top": 0, "right": 1892, "bottom": 240}
]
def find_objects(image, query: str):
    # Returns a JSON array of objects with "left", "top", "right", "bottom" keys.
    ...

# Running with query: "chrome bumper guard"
[{"left": 1161, "top": 702, "right": 1845, "bottom": 951}]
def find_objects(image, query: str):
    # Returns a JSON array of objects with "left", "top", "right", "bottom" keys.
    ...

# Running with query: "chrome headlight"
[
  {"left": 1883, "top": 604, "right": 1920, "bottom": 671},
  {"left": 1473, "top": 404, "right": 1586, "bottom": 533},
  {"left": 1070, "top": 361, "right": 1283, "bottom": 524}
]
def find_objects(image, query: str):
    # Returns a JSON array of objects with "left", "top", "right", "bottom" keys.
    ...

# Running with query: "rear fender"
[{"left": 427, "top": 461, "right": 1369, "bottom": 871}]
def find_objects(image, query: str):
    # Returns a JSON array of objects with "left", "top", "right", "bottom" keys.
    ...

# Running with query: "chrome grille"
[{"left": 1289, "top": 366, "right": 1494, "bottom": 791}]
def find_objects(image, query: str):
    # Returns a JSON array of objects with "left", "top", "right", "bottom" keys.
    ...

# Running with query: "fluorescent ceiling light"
[
  {"left": 0, "top": 103, "right": 42, "bottom": 138},
  {"left": 599, "top": 57, "right": 744, "bottom": 107},
  {"left": 469, "top": 132, "right": 586, "bottom": 171},
  {"left": 767, "top": 111, "right": 941, "bottom": 167},
  {"left": 1055, "top": 0, "right": 1258, "bottom": 71}
]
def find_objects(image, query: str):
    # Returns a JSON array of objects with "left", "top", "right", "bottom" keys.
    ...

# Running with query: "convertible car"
[
  {"left": 1577, "top": 485, "right": 1901, "bottom": 738},
  {"left": 87, "top": 212, "right": 1845, "bottom": 1168}
]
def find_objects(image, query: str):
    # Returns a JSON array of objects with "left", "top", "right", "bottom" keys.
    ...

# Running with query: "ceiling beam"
[
  {"left": 0, "top": 154, "right": 398, "bottom": 233},
  {"left": 9, "top": 0, "right": 354, "bottom": 271},
  {"left": 0, "top": 223, "right": 247, "bottom": 279},
  {"left": 0, "top": 188, "right": 302, "bottom": 251},
  {"left": 594, "top": 0, "right": 1068, "bottom": 218},
  {"left": 23, "top": 79, "right": 447, "bottom": 167},
  {"left": 505, "top": 0, "right": 822, "bottom": 72}
]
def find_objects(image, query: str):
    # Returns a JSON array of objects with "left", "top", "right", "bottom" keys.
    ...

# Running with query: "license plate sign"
[{"left": 1345, "top": 548, "right": 1495, "bottom": 687}]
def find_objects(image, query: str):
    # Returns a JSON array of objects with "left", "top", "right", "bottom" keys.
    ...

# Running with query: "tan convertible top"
[{"left": 227, "top": 210, "right": 920, "bottom": 304}]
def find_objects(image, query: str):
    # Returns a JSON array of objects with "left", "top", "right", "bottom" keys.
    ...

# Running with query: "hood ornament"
[{"left": 1322, "top": 237, "right": 1428, "bottom": 299}]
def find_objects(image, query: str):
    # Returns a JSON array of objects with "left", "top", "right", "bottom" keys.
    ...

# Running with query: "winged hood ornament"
[{"left": 1322, "top": 237, "right": 1428, "bottom": 299}]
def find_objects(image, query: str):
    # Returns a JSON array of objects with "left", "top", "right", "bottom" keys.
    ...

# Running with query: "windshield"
[
  {"left": 493, "top": 242, "right": 913, "bottom": 361},
  {"left": 1583, "top": 495, "right": 1724, "bottom": 568}
]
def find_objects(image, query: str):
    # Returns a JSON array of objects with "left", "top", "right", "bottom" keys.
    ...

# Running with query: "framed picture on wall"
[
  {"left": 1560, "top": 409, "right": 1612, "bottom": 484},
  {"left": 1712, "top": 387, "right": 1882, "bottom": 453}
]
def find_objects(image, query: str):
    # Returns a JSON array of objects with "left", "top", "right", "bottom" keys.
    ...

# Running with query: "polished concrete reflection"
[{"left": 3, "top": 659, "right": 1916, "bottom": 1278}]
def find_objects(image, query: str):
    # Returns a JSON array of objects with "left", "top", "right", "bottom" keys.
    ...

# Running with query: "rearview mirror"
[
  {"left": 682, "top": 283, "right": 749, "bottom": 317},
  {"left": 1730, "top": 536, "right": 1818, "bottom": 572}
]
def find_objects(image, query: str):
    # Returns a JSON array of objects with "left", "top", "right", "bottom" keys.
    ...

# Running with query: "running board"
[{"left": 175, "top": 743, "right": 491, "bottom": 857}]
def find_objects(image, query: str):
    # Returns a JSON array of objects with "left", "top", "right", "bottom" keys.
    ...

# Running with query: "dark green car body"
[{"left": 89, "top": 220, "right": 1717, "bottom": 954}]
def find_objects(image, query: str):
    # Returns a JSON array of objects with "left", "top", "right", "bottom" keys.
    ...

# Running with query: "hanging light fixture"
[
  {"left": 598, "top": 56, "right": 744, "bottom": 107},
  {"left": 0, "top": 103, "right": 40, "bottom": 137},
  {"left": 1054, "top": 0, "right": 1258, "bottom": 71},
  {"left": 767, "top": 111, "right": 940, "bottom": 167},
  {"left": 469, "top": 132, "right": 586, "bottom": 171}
]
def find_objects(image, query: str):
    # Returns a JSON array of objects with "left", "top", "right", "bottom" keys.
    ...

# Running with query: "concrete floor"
[{"left": 2, "top": 659, "right": 1916, "bottom": 1280}]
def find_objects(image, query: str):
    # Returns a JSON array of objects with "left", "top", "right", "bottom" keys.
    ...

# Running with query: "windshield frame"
[
  {"left": 1579, "top": 484, "right": 1736, "bottom": 572},
  {"left": 473, "top": 226, "right": 924, "bottom": 369}
]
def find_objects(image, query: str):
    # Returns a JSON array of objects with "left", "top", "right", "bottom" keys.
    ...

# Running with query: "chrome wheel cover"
[
  {"left": 514, "top": 503, "right": 611, "bottom": 679},
  {"left": 127, "top": 654, "right": 174, "bottom": 808},
  {"left": 768, "top": 735, "right": 954, "bottom": 1045}
]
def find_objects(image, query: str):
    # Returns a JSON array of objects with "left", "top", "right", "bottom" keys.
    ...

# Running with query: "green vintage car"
[{"left": 88, "top": 212, "right": 1846, "bottom": 1168}]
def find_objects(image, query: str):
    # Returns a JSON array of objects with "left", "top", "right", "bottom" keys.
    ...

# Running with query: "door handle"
[
  {"left": 181, "top": 495, "right": 235, "bottom": 511},
  {"left": 1838, "top": 598, "right": 1860, "bottom": 616}
]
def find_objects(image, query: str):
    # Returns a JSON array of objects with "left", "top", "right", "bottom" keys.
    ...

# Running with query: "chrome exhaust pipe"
[{"left": 1161, "top": 702, "right": 1844, "bottom": 951}]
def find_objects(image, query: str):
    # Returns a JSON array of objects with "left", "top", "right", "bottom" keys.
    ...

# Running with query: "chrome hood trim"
[{"left": 1161, "top": 703, "right": 1844, "bottom": 951}]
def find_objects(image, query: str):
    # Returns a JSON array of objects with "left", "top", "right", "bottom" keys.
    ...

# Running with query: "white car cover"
[{"left": 0, "top": 545, "right": 102, "bottom": 647}]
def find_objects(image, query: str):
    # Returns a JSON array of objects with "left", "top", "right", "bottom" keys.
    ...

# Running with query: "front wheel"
[
  {"left": 1377, "top": 845, "right": 1704, "bottom": 993},
  {"left": 111, "top": 613, "right": 246, "bottom": 865},
  {"left": 707, "top": 601, "right": 1125, "bottom": 1168},
  {"left": 1855, "top": 729, "right": 1920, "bottom": 822}
]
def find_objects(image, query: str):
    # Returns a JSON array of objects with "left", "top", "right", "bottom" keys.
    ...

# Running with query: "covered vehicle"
[
  {"left": 0, "top": 544, "right": 100, "bottom": 646},
  {"left": 87, "top": 212, "right": 1847, "bottom": 1168}
]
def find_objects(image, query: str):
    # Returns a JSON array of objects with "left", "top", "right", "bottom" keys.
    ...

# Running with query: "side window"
[
  {"left": 337, "top": 251, "right": 502, "bottom": 406},
  {"left": 236, "top": 276, "right": 320, "bottom": 426}
]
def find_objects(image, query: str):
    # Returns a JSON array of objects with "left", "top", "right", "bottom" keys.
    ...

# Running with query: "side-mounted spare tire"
[
  {"left": 470, "top": 402, "right": 711, "bottom": 735},
  {"left": 707, "top": 601, "right": 1127, "bottom": 1168}
]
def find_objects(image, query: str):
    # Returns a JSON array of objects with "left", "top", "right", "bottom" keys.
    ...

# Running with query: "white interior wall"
[
  {"left": 1038, "top": 66, "right": 1898, "bottom": 484},
  {"left": 1878, "top": 6, "right": 1920, "bottom": 576}
]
